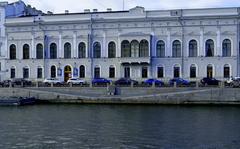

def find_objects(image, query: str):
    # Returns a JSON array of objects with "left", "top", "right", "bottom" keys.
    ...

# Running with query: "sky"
[{"left": 5, "top": 0, "right": 240, "bottom": 13}]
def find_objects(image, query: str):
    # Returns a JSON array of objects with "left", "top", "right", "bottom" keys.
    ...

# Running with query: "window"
[
  {"left": 37, "top": 67, "right": 43, "bottom": 78},
  {"left": 121, "top": 40, "right": 131, "bottom": 57},
  {"left": 207, "top": 64, "right": 213, "bottom": 78},
  {"left": 64, "top": 42, "right": 71, "bottom": 59},
  {"left": 222, "top": 39, "right": 231, "bottom": 57},
  {"left": 109, "top": 67, "right": 115, "bottom": 78},
  {"left": 190, "top": 64, "right": 196, "bottom": 78},
  {"left": 124, "top": 67, "right": 130, "bottom": 78},
  {"left": 78, "top": 42, "right": 86, "bottom": 58},
  {"left": 36, "top": 44, "right": 43, "bottom": 59},
  {"left": 142, "top": 67, "right": 148, "bottom": 78},
  {"left": 156, "top": 40, "right": 165, "bottom": 57},
  {"left": 139, "top": 40, "right": 149, "bottom": 57},
  {"left": 79, "top": 65, "right": 85, "bottom": 78},
  {"left": 131, "top": 40, "right": 139, "bottom": 57},
  {"left": 108, "top": 42, "right": 116, "bottom": 58},
  {"left": 10, "top": 68, "right": 15, "bottom": 78},
  {"left": 50, "top": 43, "right": 57, "bottom": 59},
  {"left": 206, "top": 39, "right": 214, "bottom": 57},
  {"left": 172, "top": 40, "right": 181, "bottom": 57},
  {"left": 23, "top": 44, "right": 30, "bottom": 59},
  {"left": 224, "top": 64, "right": 230, "bottom": 78},
  {"left": 23, "top": 67, "right": 29, "bottom": 78},
  {"left": 157, "top": 67, "right": 164, "bottom": 78},
  {"left": 174, "top": 65, "right": 180, "bottom": 78},
  {"left": 10, "top": 44, "right": 16, "bottom": 60},
  {"left": 93, "top": 42, "right": 101, "bottom": 58},
  {"left": 189, "top": 40, "right": 197, "bottom": 57},
  {"left": 94, "top": 67, "right": 100, "bottom": 78},
  {"left": 51, "top": 65, "right": 56, "bottom": 78}
]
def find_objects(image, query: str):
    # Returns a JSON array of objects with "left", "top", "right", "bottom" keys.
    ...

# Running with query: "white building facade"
[{"left": 3, "top": 7, "right": 240, "bottom": 82}]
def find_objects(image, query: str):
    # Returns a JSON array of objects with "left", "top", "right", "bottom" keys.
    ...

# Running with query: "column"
[
  {"left": 200, "top": 27, "right": 204, "bottom": 56},
  {"left": 58, "top": 32, "right": 62, "bottom": 58},
  {"left": 216, "top": 27, "right": 221, "bottom": 56},
  {"left": 102, "top": 32, "right": 106, "bottom": 58},
  {"left": 117, "top": 32, "right": 121, "bottom": 58},
  {"left": 151, "top": 32, "right": 155, "bottom": 57},
  {"left": 166, "top": 28, "right": 171, "bottom": 57},
  {"left": 73, "top": 32, "right": 77, "bottom": 58},
  {"left": 31, "top": 33, "right": 35, "bottom": 58},
  {"left": 5, "top": 34, "right": 8, "bottom": 59}
]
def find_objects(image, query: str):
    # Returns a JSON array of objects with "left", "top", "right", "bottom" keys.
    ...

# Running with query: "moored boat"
[{"left": 0, "top": 97, "right": 37, "bottom": 106}]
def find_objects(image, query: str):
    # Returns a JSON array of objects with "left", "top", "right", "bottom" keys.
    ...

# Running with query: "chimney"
[
  {"left": 65, "top": 10, "right": 69, "bottom": 14},
  {"left": 107, "top": 8, "right": 112, "bottom": 12},
  {"left": 93, "top": 9, "right": 98, "bottom": 12},
  {"left": 84, "top": 9, "right": 90, "bottom": 13},
  {"left": 47, "top": 11, "right": 53, "bottom": 15}
]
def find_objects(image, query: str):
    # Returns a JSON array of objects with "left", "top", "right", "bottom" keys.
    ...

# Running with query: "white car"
[
  {"left": 43, "top": 78, "right": 64, "bottom": 85},
  {"left": 67, "top": 78, "right": 86, "bottom": 85},
  {"left": 226, "top": 76, "right": 240, "bottom": 84}
]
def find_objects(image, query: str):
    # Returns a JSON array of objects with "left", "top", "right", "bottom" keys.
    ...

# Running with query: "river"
[{"left": 0, "top": 105, "right": 239, "bottom": 148}]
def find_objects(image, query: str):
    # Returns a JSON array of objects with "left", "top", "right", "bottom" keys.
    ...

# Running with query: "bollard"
[
  {"left": 36, "top": 81, "right": 39, "bottom": 88},
  {"left": 195, "top": 81, "right": 199, "bottom": 88},
  {"left": 90, "top": 81, "right": 93, "bottom": 88},
  {"left": 9, "top": 81, "right": 12, "bottom": 88},
  {"left": 152, "top": 81, "right": 156, "bottom": 88},
  {"left": 131, "top": 81, "right": 134, "bottom": 88},
  {"left": 21, "top": 81, "right": 24, "bottom": 87},
  {"left": 70, "top": 82, "right": 73, "bottom": 88},
  {"left": 174, "top": 82, "right": 177, "bottom": 88},
  {"left": 51, "top": 82, "right": 54, "bottom": 87}
]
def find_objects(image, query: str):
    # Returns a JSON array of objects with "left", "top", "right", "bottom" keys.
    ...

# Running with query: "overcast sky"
[{"left": 6, "top": 0, "right": 240, "bottom": 13}]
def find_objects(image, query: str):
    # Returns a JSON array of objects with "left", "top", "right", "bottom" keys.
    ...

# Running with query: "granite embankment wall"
[{"left": 0, "top": 87, "right": 240, "bottom": 105}]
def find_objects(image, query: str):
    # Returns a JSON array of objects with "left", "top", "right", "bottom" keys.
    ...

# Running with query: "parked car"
[
  {"left": 67, "top": 78, "right": 86, "bottom": 85},
  {"left": 0, "top": 80, "right": 11, "bottom": 87},
  {"left": 143, "top": 78, "right": 164, "bottom": 86},
  {"left": 92, "top": 78, "right": 111, "bottom": 85},
  {"left": 226, "top": 76, "right": 240, "bottom": 85},
  {"left": 200, "top": 77, "right": 220, "bottom": 86},
  {"left": 115, "top": 78, "right": 138, "bottom": 85},
  {"left": 229, "top": 78, "right": 240, "bottom": 88},
  {"left": 169, "top": 78, "right": 190, "bottom": 86},
  {"left": 11, "top": 78, "right": 32, "bottom": 86},
  {"left": 43, "top": 78, "right": 64, "bottom": 85}
]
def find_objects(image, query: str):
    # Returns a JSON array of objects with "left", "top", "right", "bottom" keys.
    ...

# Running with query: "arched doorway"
[
  {"left": 207, "top": 65, "right": 213, "bottom": 78},
  {"left": 64, "top": 65, "right": 72, "bottom": 82}
]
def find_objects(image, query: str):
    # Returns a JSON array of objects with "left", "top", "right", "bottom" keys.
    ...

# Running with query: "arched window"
[
  {"left": 23, "top": 67, "right": 29, "bottom": 78},
  {"left": 139, "top": 40, "right": 149, "bottom": 57},
  {"left": 23, "top": 44, "right": 30, "bottom": 59},
  {"left": 109, "top": 66, "right": 115, "bottom": 78},
  {"left": 224, "top": 64, "right": 230, "bottom": 78},
  {"left": 51, "top": 65, "right": 56, "bottom": 78},
  {"left": 131, "top": 40, "right": 139, "bottom": 57},
  {"left": 64, "top": 42, "right": 71, "bottom": 59},
  {"left": 190, "top": 64, "right": 197, "bottom": 78},
  {"left": 50, "top": 43, "right": 57, "bottom": 59},
  {"left": 156, "top": 40, "right": 165, "bottom": 57},
  {"left": 222, "top": 39, "right": 231, "bottom": 57},
  {"left": 206, "top": 39, "right": 214, "bottom": 57},
  {"left": 93, "top": 42, "right": 101, "bottom": 58},
  {"left": 173, "top": 64, "right": 180, "bottom": 78},
  {"left": 108, "top": 42, "right": 116, "bottom": 58},
  {"left": 207, "top": 64, "right": 213, "bottom": 78},
  {"left": 36, "top": 43, "right": 43, "bottom": 59},
  {"left": 172, "top": 40, "right": 181, "bottom": 57},
  {"left": 10, "top": 44, "right": 16, "bottom": 60},
  {"left": 79, "top": 65, "right": 85, "bottom": 78},
  {"left": 94, "top": 66, "right": 100, "bottom": 78},
  {"left": 121, "top": 40, "right": 131, "bottom": 57},
  {"left": 189, "top": 40, "right": 197, "bottom": 57},
  {"left": 78, "top": 42, "right": 86, "bottom": 58}
]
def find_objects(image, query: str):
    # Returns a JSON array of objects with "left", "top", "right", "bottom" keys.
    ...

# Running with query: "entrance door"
[
  {"left": 124, "top": 67, "right": 130, "bottom": 78},
  {"left": 64, "top": 65, "right": 72, "bottom": 82},
  {"left": 207, "top": 65, "right": 213, "bottom": 78}
]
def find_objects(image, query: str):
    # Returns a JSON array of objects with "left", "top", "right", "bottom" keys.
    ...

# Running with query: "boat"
[{"left": 0, "top": 97, "right": 37, "bottom": 106}]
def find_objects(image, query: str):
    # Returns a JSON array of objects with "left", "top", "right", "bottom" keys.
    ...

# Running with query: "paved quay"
[{"left": 1, "top": 86, "right": 240, "bottom": 105}]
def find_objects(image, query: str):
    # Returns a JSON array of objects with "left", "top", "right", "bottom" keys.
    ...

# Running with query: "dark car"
[
  {"left": 92, "top": 78, "right": 111, "bottom": 85},
  {"left": 143, "top": 78, "right": 164, "bottom": 86},
  {"left": 11, "top": 78, "right": 32, "bottom": 86},
  {"left": 115, "top": 78, "right": 138, "bottom": 85},
  {"left": 169, "top": 78, "right": 190, "bottom": 86},
  {"left": 0, "top": 80, "right": 11, "bottom": 87},
  {"left": 200, "top": 77, "right": 220, "bottom": 86}
]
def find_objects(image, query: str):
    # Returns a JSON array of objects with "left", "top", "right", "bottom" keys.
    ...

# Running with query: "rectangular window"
[
  {"left": 37, "top": 68, "right": 43, "bottom": 79},
  {"left": 11, "top": 68, "right": 15, "bottom": 78},
  {"left": 157, "top": 67, "right": 164, "bottom": 78},
  {"left": 109, "top": 67, "right": 115, "bottom": 78},
  {"left": 174, "top": 67, "right": 180, "bottom": 78},
  {"left": 190, "top": 67, "right": 196, "bottom": 78},
  {"left": 142, "top": 67, "right": 148, "bottom": 78},
  {"left": 124, "top": 67, "right": 130, "bottom": 78},
  {"left": 224, "top": 67, "right": 230, "bottom": 78},
  {"left": 94, "top": 67, "right": 100, "bottom": 78},
  {"left": 23, "top": 68, "right": 29, "bottom": 78}
]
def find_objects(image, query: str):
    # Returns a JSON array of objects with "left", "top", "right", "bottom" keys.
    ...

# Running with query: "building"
[{"left": 3, "top": 6, "right": 240, "bottom": 82}]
